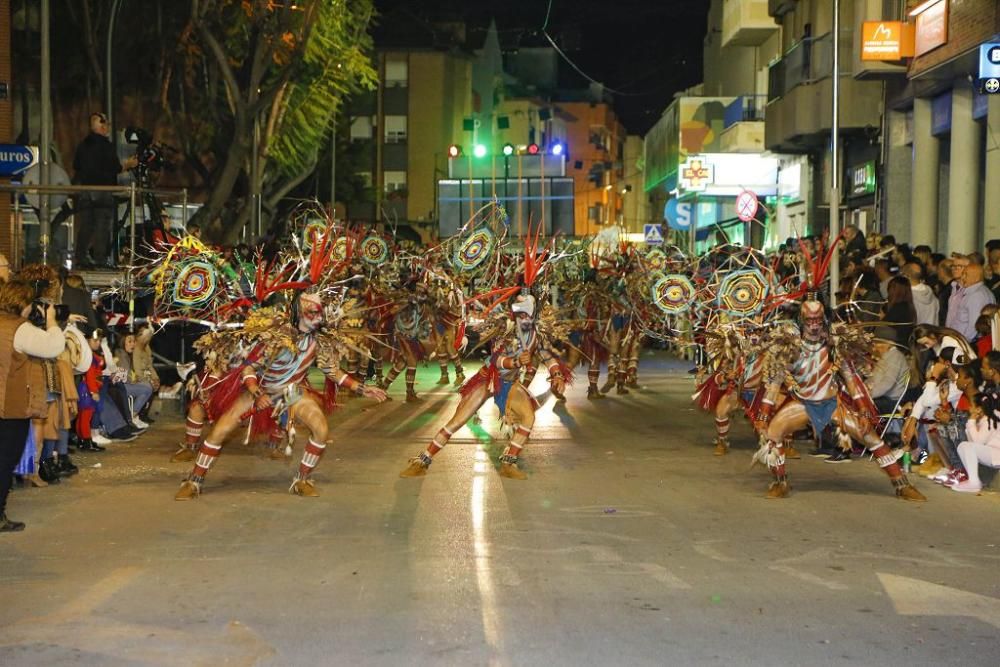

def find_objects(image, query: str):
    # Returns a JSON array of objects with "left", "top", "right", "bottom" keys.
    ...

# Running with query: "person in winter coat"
[{"left": 0, "top": 280, "right": 65, "bottom": 532}]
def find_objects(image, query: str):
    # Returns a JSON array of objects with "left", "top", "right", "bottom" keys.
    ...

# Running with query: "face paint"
[
  {"left": 299, "top": 294, "right": 324, "bottom": 332},
  {"left": 800, "top": 300, "right": 826, "bottom": 340}
]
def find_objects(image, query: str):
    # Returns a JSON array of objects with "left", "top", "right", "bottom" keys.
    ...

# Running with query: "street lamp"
[{"left": 829, "top": 0, "right": 841, "bottom": 307}]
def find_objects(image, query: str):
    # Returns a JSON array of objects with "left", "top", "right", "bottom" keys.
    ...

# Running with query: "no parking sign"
[{"left": 736, "top": 190, "right": 759, "bottom": 223}]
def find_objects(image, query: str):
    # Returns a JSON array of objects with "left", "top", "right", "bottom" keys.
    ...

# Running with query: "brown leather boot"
[
  {"left": 454, "top": 373, "right": 466, "bottom": 386},
  {"left": 170, "top": 447, "right": 196, "bottom": 462},
  {"left": 765, "top": 480, "right": 790, "bottom": 499},
  {"left": 290, "top": 478, "right": 319, "bottom": 497},
  {"left": 896, "top": 484, "right": 927, "bottom": 502},
  {"left": 784, "top": 445, "right": 801, "bottom": 459},
  {"left": 713, "top": 438, "right": 729, "bottom": 456},
  {"left": 174, "top": 480, "right": 200, "bottom": 501},
  {"left": 587, "top": 385, "right": 605, "bottom": 400},
  {"left": 437, "top": 372, "right": 450, "bottom": 385},
  {"left": 25, "top": 474, "right": 47, "bottom": 488},
  {"left": 912, "top": 452, "right": 943, "bottom": 476},
  {"left": 399, "top": 456, "right": 430, "bottom": 478},
  {"left": 499, "top": 462, "right": 528, "bottom": 480},
  {"left": 405, "top": 391, "right": 421, "bottom": 403}
]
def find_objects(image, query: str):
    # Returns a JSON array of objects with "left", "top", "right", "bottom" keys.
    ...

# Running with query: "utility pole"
[
  {"left": 828, "top": 0, "right": 841, "bottom": 307},
  {"left": 39, "top": 0, "right": 51, "bottom": 263}
]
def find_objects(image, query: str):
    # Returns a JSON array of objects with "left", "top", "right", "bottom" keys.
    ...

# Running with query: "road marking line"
[
  {"left": 878, "top": 573, "right": 1000, "bottom": 629},
  {"left": 692, "top": 541, "right": 737, "bottom": 563},
  {"left": 769, "top": 564, "right": 849, "bottom": 591}
]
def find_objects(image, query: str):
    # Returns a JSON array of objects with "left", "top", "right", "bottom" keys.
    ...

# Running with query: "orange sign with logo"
[{"left": 861, "top": 21, "right": 915, "bottom": 61}]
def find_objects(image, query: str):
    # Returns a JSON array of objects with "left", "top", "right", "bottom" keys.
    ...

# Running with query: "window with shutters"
[{"left": 384, "top": 115, "right": 408, "bottom": 143}]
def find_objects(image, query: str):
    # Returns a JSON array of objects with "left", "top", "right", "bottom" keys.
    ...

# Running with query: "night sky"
[{"left": 374, "top": 0, "right": 710, "bottom": 134}]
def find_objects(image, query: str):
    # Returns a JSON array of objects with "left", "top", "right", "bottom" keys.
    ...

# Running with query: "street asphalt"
[{"left": 1, "top": 353, "right": 999, "bottom": 666}]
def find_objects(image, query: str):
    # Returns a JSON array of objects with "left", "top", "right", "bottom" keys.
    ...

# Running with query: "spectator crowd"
[
  {"left": 0, "top": 256, "right": 172, "bottom": 532},
  {"left": 775, "top": 228, "right": 1000, "bottom": 493}
]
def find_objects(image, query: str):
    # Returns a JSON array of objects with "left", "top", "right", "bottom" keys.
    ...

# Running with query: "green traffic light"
[
  {"left": 473, "top": 144, "right": 488, "bottom": 158},
  {"left": 502, "top": 143, "right": 515, "bottom": 156}
]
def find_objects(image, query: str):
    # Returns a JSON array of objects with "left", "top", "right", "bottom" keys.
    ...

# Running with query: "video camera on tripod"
[{"left": 123, "top": 127, "right": 173, "bottom": 186}]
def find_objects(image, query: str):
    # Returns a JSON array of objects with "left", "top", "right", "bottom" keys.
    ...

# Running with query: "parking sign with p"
[{"left": 979, "top": 44, "right": 1000, "bottom": 95}]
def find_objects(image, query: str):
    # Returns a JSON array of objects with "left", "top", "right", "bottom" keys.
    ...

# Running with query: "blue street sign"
[
  {"left": 664, "top": 199, "right": 693, "bottom": 231},
  {"left": 980, "top": 43, "right": 1000, "bottom": 79},
  {"left": 0, "top": 144, "right": 38, "bottom": 177},
  {"left": 643, "top": 223, "right": 664, "bottom": 245}
]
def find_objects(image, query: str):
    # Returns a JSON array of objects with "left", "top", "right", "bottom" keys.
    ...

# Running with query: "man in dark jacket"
[
  {"left": 842, "top": 224, "right": 867, "bottom": 256},
  {"left": 72, "top": 113, "right": 136, "bottom": 268}
]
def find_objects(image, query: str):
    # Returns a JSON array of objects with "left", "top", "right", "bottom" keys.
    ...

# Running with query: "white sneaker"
[
  {"left": 132, "top": 416, "right": 150, "bottom": 430},
  {"left": 930, "top": 469, "right": 952, "bottom": 484},
  {"left": 951, "top": 480, "right": 983, "bottom": 494},
  {"left": 92, "top": 432, "right": 112, "bottom": 445}
]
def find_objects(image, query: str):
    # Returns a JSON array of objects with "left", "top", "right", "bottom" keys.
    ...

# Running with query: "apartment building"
[
  {"left": 645, "top": 0, "right": 794, "bottom": 252},
  {"left": 346, "top": 48, "right": 474, "bottom": 245},
  {"left": 874, "top": 0, "right": 1000, "bottom": 251}
]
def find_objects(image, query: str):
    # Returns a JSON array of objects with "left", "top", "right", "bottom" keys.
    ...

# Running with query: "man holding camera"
[{"left": 72, "top": 112, "right": 137, "bottom": 268}]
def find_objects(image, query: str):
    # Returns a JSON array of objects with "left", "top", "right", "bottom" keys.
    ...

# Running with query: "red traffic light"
[
  {"left": 526, "top": 143, "right": 540, "bottom": 155},
  {"left": 447, "top": 144, "right": 463, "bottom": 158}
]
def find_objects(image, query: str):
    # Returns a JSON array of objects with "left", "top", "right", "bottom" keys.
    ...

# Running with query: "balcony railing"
[
  {"left": 767, "top": 29, "right": 853, "bottom": 101},
  {"left": 724, "top": 95, "right": 768, "bottom": 127}
]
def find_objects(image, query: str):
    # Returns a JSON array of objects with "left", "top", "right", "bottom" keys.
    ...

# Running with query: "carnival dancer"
[
  {"left": 693, "top": 329, "right": 768, "bottom": 456},
  {"left": 169, "top": 363, "right": 224, "bottom": 462},
  {"left": 379, "top": 274, "right": 435, "bottom": 402},
  {"left": 399, "top": 227, "right": 571, "bottom": 479},
  {"left": 563, "top": 273, "right": 610, "bottom": 399},
  {"left": 398, "top": 292, "right": 569, "bottom": 480},
  {"left": 429, "top": 269, "right": 468, "bottom": 387},
  {"left": 754, "top": 294, "right": 925, "bottom": 501},
  {"left": 175, "top": 230, "right": 388, "bottom": 500}
]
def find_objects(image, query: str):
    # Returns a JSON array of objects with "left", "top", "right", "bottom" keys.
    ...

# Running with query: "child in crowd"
[
  {"left": 76, "top": 329, "right": 107, "bottom": 452},
  {"left": 952, "top": 394, "right": 1000, "bottom": 493},
  {"left": 930, "top": 362, "right": 981, "bottom": 486},
  {"left": 973, "top": 315, "right": 992, "bottom": 358}
]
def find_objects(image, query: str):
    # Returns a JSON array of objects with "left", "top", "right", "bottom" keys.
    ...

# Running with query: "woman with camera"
[
  {"left": 16, "top": 265, "right": 75, "bottom": 487},
  {"left": 0, "top": 280, "right": 66, "bottom": 532}
]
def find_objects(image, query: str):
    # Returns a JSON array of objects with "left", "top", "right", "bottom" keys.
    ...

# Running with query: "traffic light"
[
  {"left": 526, "top": 143, "right": 540, "bottom": 155},
  {"left": 550, "top": 142, "right": 565, "bottom": 157},
  {"left": 502, "top": 143, "right": 515, "bottom": 157},
  {"left": 473, "top": 144, "right": 488, "bottom": 158},
  {"left": 447, "top": 144, "right": 463, "bottom": 158}
]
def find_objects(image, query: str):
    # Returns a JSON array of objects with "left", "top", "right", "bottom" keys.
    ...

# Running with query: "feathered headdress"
[{"left": 763, "top": 233, "right": 843, "bottom": 314}]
